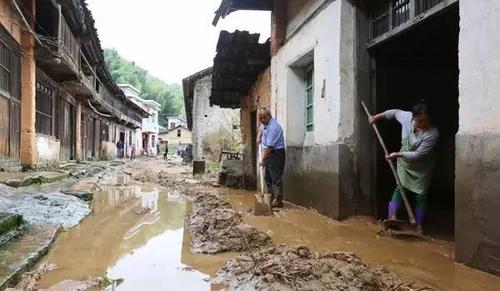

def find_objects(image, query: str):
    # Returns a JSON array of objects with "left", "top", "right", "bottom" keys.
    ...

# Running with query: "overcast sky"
[{"left": 86, "top": 0, "right": 270, "bottom": 85}]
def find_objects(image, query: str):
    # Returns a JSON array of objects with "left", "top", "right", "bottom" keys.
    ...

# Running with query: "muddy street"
[{"left": 1, "top": 157, "right": 495, "bottom": 290}]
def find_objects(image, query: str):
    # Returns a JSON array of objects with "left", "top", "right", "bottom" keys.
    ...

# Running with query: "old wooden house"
[{"left": 0, "top": 0, "right": 148, "bottom": 167}]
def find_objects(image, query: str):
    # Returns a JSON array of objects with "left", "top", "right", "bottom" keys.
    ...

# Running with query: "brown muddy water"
[
  {"left": 37, "top": 183, "right": 212, "bottom": 290},
  {"left": 35, "top": 171, "right": 500, "bottom": 291}
]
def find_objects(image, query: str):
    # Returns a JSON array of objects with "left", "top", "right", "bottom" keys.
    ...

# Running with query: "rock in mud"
[
  {"left": 215, "top": 245, "right": 432, "bottom": 291},
  {"left": 60, "top": 189, "right": 93, "bottom": 202},
  {"left": 189, "top": 194, "right": 271, "bottom": 254}
]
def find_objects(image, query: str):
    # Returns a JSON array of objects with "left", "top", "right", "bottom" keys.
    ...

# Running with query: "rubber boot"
[
  {"left": 271, "top": 184, "right": 284, "bottom": 208},
  {"left": 388, "top": 201, "right": 400, "bottom": 220},
  {"left": 415, "top": 207, "right": 426, "bottom": 234}
]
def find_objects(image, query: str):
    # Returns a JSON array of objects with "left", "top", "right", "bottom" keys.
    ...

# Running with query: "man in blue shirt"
[{"left": 258, "top": 107, "right": 285, "bottom": 207}]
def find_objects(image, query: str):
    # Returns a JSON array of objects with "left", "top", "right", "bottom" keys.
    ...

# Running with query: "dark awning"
[
  {"left": 213, "top": 0, "right": 272, "bottom": 26},
  {"left": 210, "top": 30, "right": 270, "bottom": 108}
]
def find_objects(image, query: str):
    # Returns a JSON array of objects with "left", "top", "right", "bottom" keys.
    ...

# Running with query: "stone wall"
[
  {"left": 455, "top": 0, "right": 500, "bottom": 275},
  {"left": 191, "top": 74, "right": 240, "bottom": 161}
]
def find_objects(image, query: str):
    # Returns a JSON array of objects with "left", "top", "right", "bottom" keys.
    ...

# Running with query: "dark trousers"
[{"left": 264, "top": 149, "right": 285, "bottom": 202}]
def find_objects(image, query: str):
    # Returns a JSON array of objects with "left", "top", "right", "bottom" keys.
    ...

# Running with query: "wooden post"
[
  {"left": 75, "top": 101, "right": 82, "bottom": 160},
  {"left": 20, "top": 0, "right": 37, "bottom": 167}
]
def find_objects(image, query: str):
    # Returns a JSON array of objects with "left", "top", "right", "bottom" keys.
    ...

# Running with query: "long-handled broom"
[{"left": 361, "top": 101, "right": 416, "bottom": 227}]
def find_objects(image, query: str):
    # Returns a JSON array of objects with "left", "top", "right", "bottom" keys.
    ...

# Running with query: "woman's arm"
[
  {"left": 369, "top": 109, "right": 409, "bottom": 125},
  {"left": 401, "top": 133, "right": 439, "bottom": 161}
]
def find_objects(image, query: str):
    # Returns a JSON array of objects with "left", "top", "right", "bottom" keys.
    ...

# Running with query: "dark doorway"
[
  {"left": 250, "top": 110, "right": 258, "bottom": 188},
  {"left": 58, "top": 99, "right": 75, "bottom": 161},
  {"left": 372, "top": 4, "right": 459, "bottom": 240}
]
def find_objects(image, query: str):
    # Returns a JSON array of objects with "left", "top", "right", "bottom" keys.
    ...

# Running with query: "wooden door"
[
  {"left": 59, "top": 99, "right": 73, "bottom": 161},
  {"left": 93, "top": 118, "right": 100, "bottom": 157},
  {"left": 9, "top": 99, "right": 20, "bottom": 159},
  {"left": 0, "top": 97, "right": 9, "bottom": 157}
]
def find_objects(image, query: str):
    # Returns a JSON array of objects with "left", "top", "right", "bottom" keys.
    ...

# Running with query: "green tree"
[{"left": 104, "top": 48, "right": 184, "bottom": 127}]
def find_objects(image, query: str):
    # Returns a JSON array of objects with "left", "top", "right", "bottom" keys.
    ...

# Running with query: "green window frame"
[{"left": 305, "top": 66, "right": 314, "bottom": 132}]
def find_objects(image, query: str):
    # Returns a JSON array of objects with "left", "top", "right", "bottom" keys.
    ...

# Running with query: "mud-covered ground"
[
  {"left": 4, "top": 156, "right": 500, "bottom": 291},
  {"left": 216, "top": 245, "right": 430, "bottom": 291},
  {"left": 0, "top": 161, "right": 119, "bottom": 229}
]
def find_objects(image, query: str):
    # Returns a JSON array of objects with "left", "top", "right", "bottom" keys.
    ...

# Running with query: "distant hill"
[{"left": 104, "top": 48, "right": 184, "bottom": 127}]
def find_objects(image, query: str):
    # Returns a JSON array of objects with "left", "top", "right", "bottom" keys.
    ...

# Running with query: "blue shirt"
[{"left": 262, "top": 118, "right": 285, "bottom": 150}]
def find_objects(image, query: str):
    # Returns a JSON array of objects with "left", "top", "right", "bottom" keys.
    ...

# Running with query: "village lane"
[{"left": 3, "top": 157, "right": 496, "bottom": 291}]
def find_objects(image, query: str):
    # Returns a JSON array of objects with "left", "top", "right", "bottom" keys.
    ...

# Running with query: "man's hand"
[
  {"left": 368, "top": 113, "right": 383, "bottom": 124},
  {"left": 259, "top": 159, "right": 266, "bottom": 167},
  {"left": 385, "top": 152, "right": 401, "bottom": 160}
]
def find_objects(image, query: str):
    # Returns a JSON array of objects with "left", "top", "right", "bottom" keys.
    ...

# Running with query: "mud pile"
[
  {"left": 189, "top": 194, "right": 271, "bottom": 254},
  {"left": 132, "top": 169, "right": 170, "bottom": 184},
  {"left": 216, "top": 245, "right": 432, "bottom": 291}
]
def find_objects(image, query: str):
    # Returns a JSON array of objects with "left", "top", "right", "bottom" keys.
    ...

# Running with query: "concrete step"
[
  {"left": 0, "top": 225, "right": 60, "bottom": 290},
  {"left": 0, "top": 213, "right": 24, "bottom": 245},
  {"left": 0, "top": 159, "right": 22, "bottom": 173},
  {"left": 0, "top": 172, "right": 70, "bottom": 188}
]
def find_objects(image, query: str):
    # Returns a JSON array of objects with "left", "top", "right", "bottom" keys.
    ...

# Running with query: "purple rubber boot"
[
  {"left": 388, "top": 201, "right": 400, "bottom": 220},
  {"left": 415, "top": 207, "right": 426, "bottom": 233}
]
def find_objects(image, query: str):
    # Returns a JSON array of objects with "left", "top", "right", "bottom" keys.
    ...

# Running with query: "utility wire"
[{"left": 8, "top": 0, "right": 48, "bottom": 50}]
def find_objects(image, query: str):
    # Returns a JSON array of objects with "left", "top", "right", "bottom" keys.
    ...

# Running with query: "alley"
[{"left": 2, "top": 157, "right": 495, "bottom": 290}]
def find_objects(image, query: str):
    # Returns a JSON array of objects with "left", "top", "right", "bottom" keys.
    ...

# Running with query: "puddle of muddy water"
[
  {"left": 193, "top": 187, "right": 500, "bottom": 291},
  {"left": 37, "top": 184, "right": 211, "bottom": 291}
]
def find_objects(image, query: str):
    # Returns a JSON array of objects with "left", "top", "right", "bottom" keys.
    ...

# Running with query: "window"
[
  {"left": 35, "top": 79, "right": 56, "bottom": 136},
  {"left": 170, "top": 122, "right": 175, "bottom": 129},
  {"left": 305, "top": 66, "right": 314, "bottom": 132},
  {"left": 0, "top": 41, "right": 11, "bottom": 94},
  {"left": 177, "top": 130, "right": 181, "bottom": 137},
  {"left": 0, "top": 36, "right": 20, "bottom": 100}
]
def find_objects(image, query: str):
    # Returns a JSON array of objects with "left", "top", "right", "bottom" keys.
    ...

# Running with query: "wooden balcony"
[{"left": 36, "top": 9, "right": 81, "bottom": 79}]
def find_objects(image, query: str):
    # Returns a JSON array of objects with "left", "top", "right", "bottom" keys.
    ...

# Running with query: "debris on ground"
[
  {"left": 189, "top": 193, "right": 271, "bottom": 254},
  {"left": 132, "top": 169, "right": 170, "bottom": 184},
  {"left": 16, "top": 263, "right": 57, "bottom": 290},
  {"left": 215, "top": 245, "right": 433, "bottom": 291},
  {"left": 60, "top": 189, "right": 93, "bottom": 202}
]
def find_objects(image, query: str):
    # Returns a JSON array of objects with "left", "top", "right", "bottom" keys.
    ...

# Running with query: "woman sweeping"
[{"left": 369, "top": 101, "right": 439, "bottom": 233}]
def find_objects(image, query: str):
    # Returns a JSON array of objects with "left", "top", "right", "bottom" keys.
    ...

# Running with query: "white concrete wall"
[
  {"left": 458, "top": 0, "right": 500, "bottom": 134},
  {"left": 142, "top": 108, "right": 160, "bottom": 134},
  {"left": 286, "top": 0, "right": 324, "bottom": 38},
  {"left": 36, "top": 135, "right": 60, "bottom": 166},
  {"left": 272, "top": 1, "right": 342, "bottom": 147}
]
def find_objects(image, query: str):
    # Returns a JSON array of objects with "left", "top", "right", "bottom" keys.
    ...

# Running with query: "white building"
[
  {"left": 213, "top": 0, "right": 500, "bottom": 275},
  {"left": 119, "top": 84, "right": 161, "bottom": 155},
  {"left": 166, "top": 116, "right": 187, "bottom": 130}
]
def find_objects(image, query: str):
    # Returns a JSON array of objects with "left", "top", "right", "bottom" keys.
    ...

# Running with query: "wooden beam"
[{"left": 367, "top": 0, "right": 458, "bottom": 50}]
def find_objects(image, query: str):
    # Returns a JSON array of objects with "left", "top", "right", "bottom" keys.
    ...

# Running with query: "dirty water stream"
[
  {"left": 33, "top": 169, "right": 500, "bottom": 291},
  {"left": 36, "top": 177, "right": 213, "bottom": 290}
]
